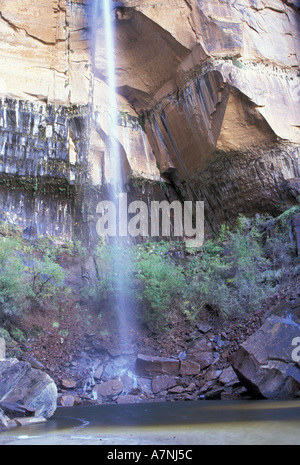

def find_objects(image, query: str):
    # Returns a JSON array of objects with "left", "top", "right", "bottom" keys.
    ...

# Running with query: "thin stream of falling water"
[
  {"left": 103, "top": 0, "right": 122, "bottom": 189},
  {"left": 94, "top": 0, "right": 133, "bottom": 350}
]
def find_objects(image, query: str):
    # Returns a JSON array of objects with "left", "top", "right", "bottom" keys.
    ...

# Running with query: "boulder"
[
  {"left": 205, "top": 369, "right": 223, "bottom": 382},
  {"left": 120, "top": 374, "right": 135, "bottom": 394},
  {"left": 0, "top": 359, "right": 57, "bottom": 419},
  {"left": 188, "top": 338, "right": 214, "bottom": 369},
  {"left": 191, "top": 352, "right": 214, "bottom": 370},
  {"left": 94, "top": 365, "right": 104, "bottom": 381},
  {"left": 233, "top": 316, "right": 300, "bottom": 399},
  {"left": 137, "top": 377, "right": 152, "bottom": 395},
  {"left": 219, "top": 367, "right": 239, "bottom": 387},
  {"left": 94, "top": 379, "right": 123, "bottom": 398},
  {"left": 152, "top": 376, "right": 178, "bottom": 394},
  {"left": 169, "top": 385, "right": 185, "bottom": 394},
  {"left": 205, "top": 387, "right": 224, "bottom": 400},
  {"left": 21, "top": 355, "right": 45, "bottom": 371},
  {"left": 61, "top": 378, "right": 77, "bottom": 390},
  {"left": 197, "top": 323, "right": 212, "bottom": 334},
  {"left": 136, "top": 354, "right": 180, "bottom": 377},
  {"left": 180, "top": 360, "right": 200, "bottom": 376},
  {"left": 60, "top": 395, "right": 82, "bottom": 408},
  {"left": 116, "top": 395, "right": 141, "bottom": 404},
  {"left": 0, "top": 401, "right": 35, "bottom": 418}
]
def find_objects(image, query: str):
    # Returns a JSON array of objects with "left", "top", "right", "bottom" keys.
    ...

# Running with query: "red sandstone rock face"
[{"left": 0, "top": 0, "right": 299, "bottom": 232}]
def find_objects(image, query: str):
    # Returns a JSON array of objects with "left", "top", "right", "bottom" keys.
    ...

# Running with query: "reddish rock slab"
[
  {"left": 136, "top": 354, "right": 180, "bottom": 377},
  {"left": 180, "top": 360, "right": 200, "bottom": 376}
]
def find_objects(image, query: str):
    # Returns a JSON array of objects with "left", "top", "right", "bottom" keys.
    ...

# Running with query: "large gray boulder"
[
  {"left": 0, "top": 359, "right": 57, "bottom": 419},
  {"left": 233, "top": 316, "right": 300, "bottom": 399}
]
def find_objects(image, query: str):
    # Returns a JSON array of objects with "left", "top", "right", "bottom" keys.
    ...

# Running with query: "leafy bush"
[
  {"left": 229, "top": 227, "right": 271, "bottom": 314},
  {"left": 134, "top": 242, "right": 187, "bottom": 326},
  {"left": 0, "top": 237, "right": 30, "bottom": 319},
  {"left": 0, "top": 233, "right": 68, "bottom": 323}
]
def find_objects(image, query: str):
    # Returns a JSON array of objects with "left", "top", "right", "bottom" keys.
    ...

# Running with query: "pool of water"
[{"left": 1, "top": 400, "right": 300, "bottom": 445}]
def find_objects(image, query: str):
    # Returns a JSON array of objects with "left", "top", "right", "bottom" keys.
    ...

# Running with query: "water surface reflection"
[{"left": 1, "top": 400, "right": 300, "bottom": 445}]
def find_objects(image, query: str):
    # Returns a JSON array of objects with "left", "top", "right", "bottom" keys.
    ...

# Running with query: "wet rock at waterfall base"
[
  {"left": 14, "top": 417, "right": 47, "bottom": 427},
  {"left": 59, "top": 395, "right": 82, "bottom": 408},
  {"left": 61, "top": 378, "right": 77, "bottom": 390},
  {"left": 116, "top": 395, "right": 141, "bottom": 404},
  {"left": 93, "top": 379, "right": 124, "bottom": 399},
  {"left": 152, "top": 376, "right": 178, "bottom": 394},
  {"left": 136, "top": 354, "right": 180, "bottom": 377}
]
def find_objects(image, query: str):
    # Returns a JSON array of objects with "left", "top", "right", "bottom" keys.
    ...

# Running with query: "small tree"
[
  {"left": 29, "top": 253, "right": 66, "bottom": 300},
  {"left": 0, "top": 237, "right": 30, "bottom": 320}
]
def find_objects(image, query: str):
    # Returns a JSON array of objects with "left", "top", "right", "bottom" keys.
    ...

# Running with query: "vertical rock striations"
[{"left": 0, "top": 0, "right": 299, "bottom": 237}]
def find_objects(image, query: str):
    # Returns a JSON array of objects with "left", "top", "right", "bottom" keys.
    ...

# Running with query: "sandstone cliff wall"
[{"left": 0, "top": 0, "right": 299, "bottom": 237}]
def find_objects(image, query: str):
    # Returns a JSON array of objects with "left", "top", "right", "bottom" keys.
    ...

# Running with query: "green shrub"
[
  {"left": 186, "top": 240, "right": 236, "bottom": 319},
  {"left": 0, "top": 234, "right": 68, "bottom": 323},
  {"left": 0, "top": 237, "right": 30, "bottom": 319},
  {"left": 185, "top": 218, "right": 275, "bottom": 319},
  {"left": 134, "top": 242, "right": 187, "bottom": 326}
]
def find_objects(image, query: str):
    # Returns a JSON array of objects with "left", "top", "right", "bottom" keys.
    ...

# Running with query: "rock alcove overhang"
[
  {"left": 91, "top": 2, "right": 300, "bottom": 231},
  {"left": 93, "top": 5, "right": 193, "bottom": 111},
  {"left": 92, "top": 4, "right": 283, "bottom": 176}
]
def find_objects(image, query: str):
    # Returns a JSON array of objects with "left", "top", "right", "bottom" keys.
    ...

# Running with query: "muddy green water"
[{"left": 0, "top": 400, "right": 300, "bottom": 445}]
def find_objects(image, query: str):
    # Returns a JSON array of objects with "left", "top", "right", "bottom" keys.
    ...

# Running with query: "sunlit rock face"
[
  {"left": 0, "top": 0, "right": 160, "bottom": 188},
  {"left": 0, "top": 0, "right": 299, "bottom": 237},
  {"left": 0, "top": 0, "right": 90, "bottom": 105},
  {"left": 115, "top": 0, "right": 300, "bottom": 145},
  {"left": 109, "top": 0, "right": 300, "bottom": 228}
]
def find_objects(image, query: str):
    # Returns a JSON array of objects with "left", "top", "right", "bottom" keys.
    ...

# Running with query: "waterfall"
[
  {"left": 93, "top": 0, "right": 133, "bottom": 350},
  {"left": 103, "top": 0, "right": 122, "bottom": 190}
]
